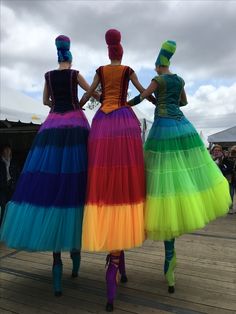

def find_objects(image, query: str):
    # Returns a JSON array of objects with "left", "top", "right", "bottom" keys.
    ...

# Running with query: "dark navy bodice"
[{"left": 45, "top": 69, "right": 80, "bottom": 113}]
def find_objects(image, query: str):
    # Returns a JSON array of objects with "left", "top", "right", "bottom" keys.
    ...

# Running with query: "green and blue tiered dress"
[{"left": 145, "top": 74, "right": 231, "bottom": 241}]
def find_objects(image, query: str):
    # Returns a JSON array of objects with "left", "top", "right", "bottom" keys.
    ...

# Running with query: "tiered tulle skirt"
[
  {"left": 82, "top": 107, "right": 145, "bottom": 252},
  {"left": 144, "top": 116, "right": 231, "bottom": 241},
  {"left": 0, "top": 110, "right": 89, "bottom": 251}
]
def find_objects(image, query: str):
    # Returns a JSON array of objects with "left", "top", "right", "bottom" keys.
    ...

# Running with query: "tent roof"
[
  {"left": 0, "top": 86, "right": 153, "bottom": 126},
  {"left": 1, "top": 86, "right": 49, "bottom": 124},
  {"left": 208, "top": 126, "right": 236, "bottom": 143}
]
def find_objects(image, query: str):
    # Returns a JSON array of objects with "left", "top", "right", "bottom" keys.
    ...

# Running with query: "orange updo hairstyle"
[{"left": 105, "top": 29, "right": 123, "bottom": 60}]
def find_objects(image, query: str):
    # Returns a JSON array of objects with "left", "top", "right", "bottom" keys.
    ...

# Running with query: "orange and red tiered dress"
[{"left": 82, "top": 65, "right": 145, "bottom": 252}]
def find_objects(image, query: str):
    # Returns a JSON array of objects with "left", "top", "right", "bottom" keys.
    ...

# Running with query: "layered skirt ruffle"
[
  {"left": 82, "top": 107, "right": 145, "bottom": 252},
  {"left": 144, "top": 116, "right": 231, "bottom": 241},
  {"left": 0, "top": 110, "right": 89, "bottom": 251}
]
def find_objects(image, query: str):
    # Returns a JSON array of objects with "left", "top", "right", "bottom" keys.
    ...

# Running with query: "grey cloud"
[
  {"left": 2, "top": 0, "right": 236, "bottom": 80},
  {"left": 185, "top": 112, "right": 236, "bottom": 130}
]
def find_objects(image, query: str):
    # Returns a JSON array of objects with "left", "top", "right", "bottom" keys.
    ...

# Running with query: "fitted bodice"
[
  {"left": 96, "top": 65, "right": 134, "bottom": 113},
  {"left": 153, "top": 74, "right": 185, "bottom": 120},
  {"left": 45, "top": 69, "right": 80, "bottom": 113}
]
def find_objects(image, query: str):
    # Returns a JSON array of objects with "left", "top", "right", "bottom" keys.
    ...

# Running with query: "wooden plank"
[
  {"left": 1, "top": 258, "right": 236, "bottom": 314},
  {"left": 0, "top": 274, "right": 170, "bottom": 314},
  {"left": 1, "top": 215, "right": 236, "bottom": 314}
]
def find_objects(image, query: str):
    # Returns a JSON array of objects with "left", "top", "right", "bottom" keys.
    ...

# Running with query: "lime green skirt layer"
[{"left": 144, "top": 117, "right": 231, "bottom": 241}]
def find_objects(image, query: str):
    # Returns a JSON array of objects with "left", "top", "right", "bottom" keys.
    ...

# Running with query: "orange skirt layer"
[{"left": 82, "top": 202, "right": 145, "bottom": 252}]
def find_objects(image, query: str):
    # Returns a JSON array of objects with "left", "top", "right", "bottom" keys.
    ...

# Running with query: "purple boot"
[
  {"left": 105, "top": 253, "right": 120, "bottom": 312},
  {"left": 119, "top": 250, "right": 128, "bottom": 283}
]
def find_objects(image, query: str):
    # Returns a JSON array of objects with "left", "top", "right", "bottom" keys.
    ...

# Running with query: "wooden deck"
[{"left": 0, "top": 215, "right": 236, "bottom": 314}]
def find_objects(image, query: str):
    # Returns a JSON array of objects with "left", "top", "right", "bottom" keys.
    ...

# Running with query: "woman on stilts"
[
  {"left": 129, "top": 40, "right": 231, "bottom": 293},
  {"left": 0, "top": 35, "right": 92, "bottom": 296},
  {"left": 80, "top": 29, "right": 149, "bottom": 312}
]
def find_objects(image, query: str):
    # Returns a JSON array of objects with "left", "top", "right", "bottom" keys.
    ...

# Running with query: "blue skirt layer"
[
  {"left": 0, "top": 121, "right": 89, "bottom": 251},
  {"left": 12, "top": 172, "right": 87, "bottom": 207},
  {"left": 148, "top": 116, "right": 197, "bottom": 140},
  {"left": 1, "top": 202, "right": 83, "bottom": 251}
]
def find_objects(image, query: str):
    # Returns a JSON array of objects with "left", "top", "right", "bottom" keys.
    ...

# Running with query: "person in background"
[
  {"left": 211, "top": 145, "right": 235, "bottom": 212},
  {"left": 228, "top": 145, "right": 236, "bottom": 213},
  {"left": 0, "top": 144, "right": 19, "bottom": 226},
  {"left": 211, "top": 144, "right": 224, "bottom": 166}
]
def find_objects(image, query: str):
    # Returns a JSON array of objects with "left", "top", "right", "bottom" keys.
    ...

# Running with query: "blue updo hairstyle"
[{"left": 55, "top": 35, "right": 72, "bottom": 63}]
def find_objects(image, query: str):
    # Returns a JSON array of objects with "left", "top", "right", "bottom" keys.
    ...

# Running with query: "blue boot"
[
  {"left": 70, "top": 249, "right": 81, "bottom": 278},
  {"left": 52, "top": 252, "right": 62, "bottom": 296},
  {"left": 164, "top": 239, "right": 176, "bottom": 293}
]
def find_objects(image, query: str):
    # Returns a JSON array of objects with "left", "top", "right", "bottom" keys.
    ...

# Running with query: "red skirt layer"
[{"left": 82, "top": 107, "right": 145, "bottom": 251}]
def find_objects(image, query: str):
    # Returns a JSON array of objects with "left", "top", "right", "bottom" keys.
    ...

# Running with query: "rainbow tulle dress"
[
  {"left": 0, "top": 69, "right": 89, "bottom": 251},
  {"left": 144, "top": 74, "right": 231, "bottom": 240},
  {"left": 82, "top": 65, "right": 145, "bottom": 251}
]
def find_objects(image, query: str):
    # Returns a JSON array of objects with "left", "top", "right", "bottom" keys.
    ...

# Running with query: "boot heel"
[
  {"left": 119, "top": 250, "right": 128, "bottom": 283},
  {"left": 105, "top": 252, "right": 120, "bottom": 312},
  {"left": 52, "top": 263, "right": 63, "bottom": 296},
  {"left": 70, "top": 249, "right": 81, "bottom": 278},
  {"left": 106, "top": 303, "right": 114, "bottom": 312},
  {"left": 164, "top": 239, "right": 176, "bottom": 293}
]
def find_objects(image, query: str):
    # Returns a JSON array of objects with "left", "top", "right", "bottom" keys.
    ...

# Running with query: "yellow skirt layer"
[
  {"left": 145, "top": 178, "right": 231, "bottom": 241},
  {"left": 82, "top": 202, "right": 145, "bottom": 252}
]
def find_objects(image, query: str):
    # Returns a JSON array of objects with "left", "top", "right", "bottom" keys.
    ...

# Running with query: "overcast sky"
[{"left": 1, "top": 0, "right": 236, "bottom": 139}]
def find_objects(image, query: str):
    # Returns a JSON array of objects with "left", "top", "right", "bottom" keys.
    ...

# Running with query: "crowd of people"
[
  {"left": 0, "top": 144, "right": 20, "bottom": 226},
  {"left": 211, "top": 144, "right": 236, "bottom": 214},
  {"left": 0, "top": 30, "right": 232, "bottom": 312}
]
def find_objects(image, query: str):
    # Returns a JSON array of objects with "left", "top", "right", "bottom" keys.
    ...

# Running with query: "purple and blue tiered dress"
[{"left": 0, "top": 69, "right": 89, "bottom": 252}]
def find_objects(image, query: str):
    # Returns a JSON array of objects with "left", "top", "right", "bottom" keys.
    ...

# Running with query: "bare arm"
[
  {"left": 77, "top": 73, "right": 90, "bottom": 91},
  {"left": 130, "top": 72, "right": 145, "bottom": 93},
  {"left": 129, "top": 73, "right": 156, "bottom": 105},
  {"left": 128, "top": 80, "right": 157, "bottom": 106},
  {"left": 77, "top": 73, "right": 100, "bottom": 101},
  {"left": 79, "top": 73, "right": 100, "bottom": 107},
  {"left": 140, "top": 81, "right": 158, "bottom": 99},
  {"left": 179, "top": 88, "right": 188, "bottom": 106},
  {"left": 43, "top": 81, "right": 52, "bottom": 107}
]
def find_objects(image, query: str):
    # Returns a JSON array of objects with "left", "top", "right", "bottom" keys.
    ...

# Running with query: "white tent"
[
  {"left": 0, "top": 87, "right": 153, "bottom": 141},
  {"left": 208, "top": 126, "right": 236, "bottom": 147},
  {"left": 0, "top": 86, "right": 49, "bottom": 124},
  {"left": 0, "top": 87, "right": 98, "bottom": 126}
]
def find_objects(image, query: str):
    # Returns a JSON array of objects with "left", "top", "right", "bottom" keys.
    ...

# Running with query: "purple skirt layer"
[
  {"left": 90, "top": 107, "right": 141, "bottom": 139},
  {"left": 39, "top": 110, "right": 89, "bottom": 132}
]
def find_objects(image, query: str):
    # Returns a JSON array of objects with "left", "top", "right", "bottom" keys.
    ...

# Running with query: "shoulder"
[
  {"left": 44, "top": 70, "right": 57, "bottom": 79},
  {"left": 70, "top": 69, "right": 79, "bottom": 77},
  {"left": 44, "top": 71, "right": 51, "bottom": 79},
  {"left": 122, "top": 65, "right": 134, "bottom": 75},
  {"left": 96, "top": 66, "right": 104, "bottom": 75},
  {"left": 70, "top": 69, "right": 79, "bottom": 73},
  {"left": 176, "top": 75, "right": 185, "bottom": 86},
  {"left": 152, "top": 75, "right": 164, "bottom": 84}
]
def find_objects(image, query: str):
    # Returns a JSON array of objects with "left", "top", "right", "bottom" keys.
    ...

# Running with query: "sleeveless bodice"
[
  {"left": 45, "top": 69, "right": 80, "bottom": 113},
  {"left": 152, "top": 74, "right": 185, "bottom": 120},
  {"left": 96, "top": 65, "right": 134, "bottom": 113}
]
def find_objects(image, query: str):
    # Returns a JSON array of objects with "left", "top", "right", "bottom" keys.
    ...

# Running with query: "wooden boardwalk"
[{"left": 0, "top": 215, "right": 236, "bottom": 314}]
